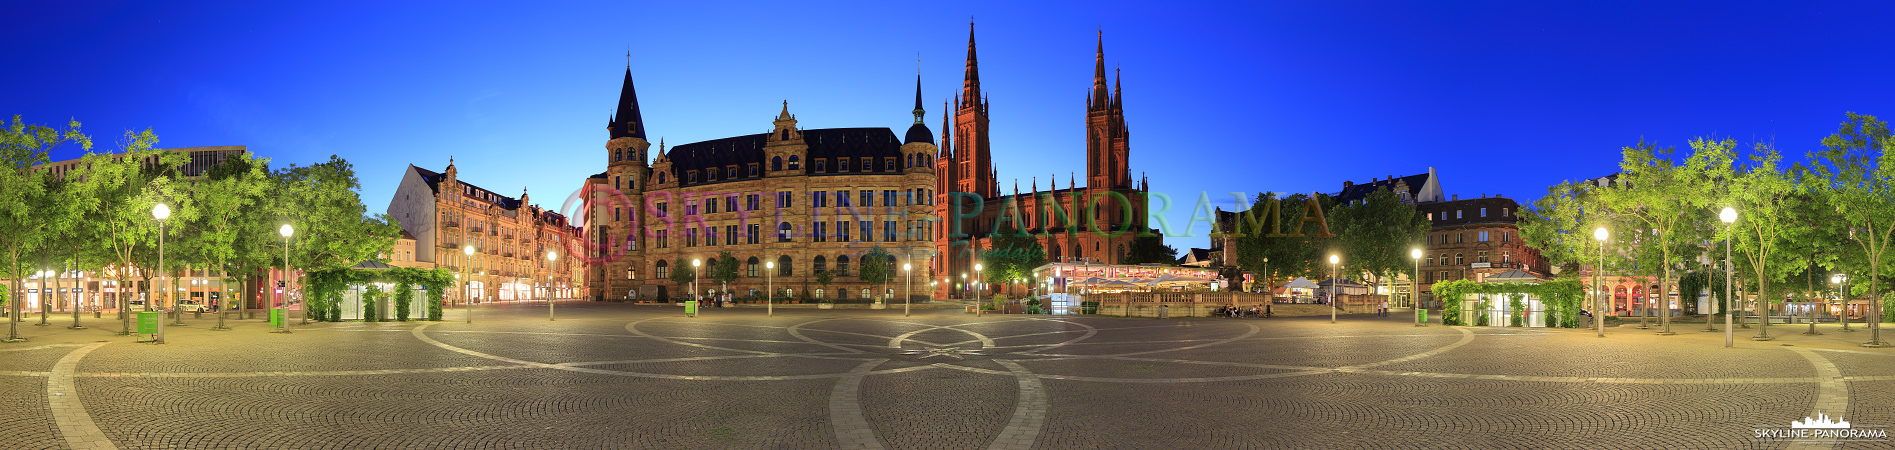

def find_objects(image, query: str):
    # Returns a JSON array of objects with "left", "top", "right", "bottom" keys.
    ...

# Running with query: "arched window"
[
  {"left": 780, "top": 129, "right": 789, "bottom": 140},
  {"left": 658, "top": 172, "right": 667, "bottom": 184},
  {"left": 787, "top": 155, "right": 800, "bottom": 170},
  {"left": 1454, "top": 253, "right": 1464, "bottom": 265},
  {"left": 772, "top": 156, "right": 783, "bottom": 171},
  {"left": 655, "top": 259, "right": 669, "bottom": 279},
  {"left": 1050, "top": 244, "right": 1061, "bottom": 261},
  {"left": 906, "top": 154, "right": 913, "bottom": 168},
  {"left": 862, "top": 288, "right": 871, "bottom": 299},
  {"left": 813, "top": 256, "right": 827, "bottom": 274},
  {"left": 1118, "top": 244, "right": 1126, "bottom": 261},
  {"left": 778, "top": 255, "right": 792, "bottom": 276},
  {"left": 838, "top": 288, "right": 848, "bottom": 299},
  {"left": 836, "top": 255, "right": 850, "bottom": 276},
  {"left": 614, "top": 150, "right": 622, "bottom": 162},
  {"left": 814, "top": 288, "right": 824, "bottom": 299},
  {"left": 746, "top": 257, "right": 760, "bottom": 277},
  {"left": 778, "top": 222, "right": 792, "bottom": 242}
]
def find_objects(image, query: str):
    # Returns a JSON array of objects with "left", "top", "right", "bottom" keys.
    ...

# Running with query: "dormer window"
[
  {"left": 688, "top": 171, "right": 698, "bottom": 183},
  {"left": 727, "top": 165, "right": 739, "bottom": 178},
  {"left": 817, "top": 159, "right": 828, "bottom": 172},
  {"left": 862, "top": 158, "right": 873, "bottom": 172},
  {"left": 839, "top": 159, "right": 850, "bottom": 172},
  {"left": 885, "top": 159, "right": 896, "bottom": 171},
  {"left": 707, "top": 167, "right": 717, "bottom": 180},
  {"left": 751, "top": 164, "right": 761, "bottom": 176}
]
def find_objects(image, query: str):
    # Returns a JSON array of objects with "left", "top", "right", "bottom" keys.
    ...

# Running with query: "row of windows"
[
  {"left": 651, "top": 254, "right": 914, "bottom": 279},
  {"left": 644, "top": 220, "right": 933, "bottom": 249},
  {"left": 1427, "top": 230, "right": 1512, "bottom": 245},
  {"left": 1426, "top": 207, "right": 1513, "bottom": 221},
  {"left": 1422, "top": 251, "right": 1510, "bottom": 267}
]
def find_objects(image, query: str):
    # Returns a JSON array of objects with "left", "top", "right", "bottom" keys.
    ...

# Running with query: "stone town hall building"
[{"left": 583, "top": 25, "right": 1156, "bottom": 301}]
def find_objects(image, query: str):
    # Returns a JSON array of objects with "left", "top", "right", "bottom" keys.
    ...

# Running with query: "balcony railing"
[{"left": 441, "top": 221, "right": 459, "bottom": 228}]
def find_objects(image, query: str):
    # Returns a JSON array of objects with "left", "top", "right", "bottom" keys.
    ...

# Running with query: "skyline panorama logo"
[{"left": 1754, "top": 412, "right": 1887, "bottom": 442}]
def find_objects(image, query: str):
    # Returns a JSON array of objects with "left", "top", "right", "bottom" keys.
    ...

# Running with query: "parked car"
[{"left": 176, "top": 300, "right": 211, "bottom": 312}]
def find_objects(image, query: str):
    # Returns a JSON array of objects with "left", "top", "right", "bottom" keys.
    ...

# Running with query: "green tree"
[
  {"left": 858, "top": 246, "right": 893, "bottom": 301},
  {"left": 0, "top": 115, "right": 91, "bottom": 340},
  {"left": 668, "top": 257, "right": 696, "bottom": 300},
  {"left": 72, "top": 130, "right": 177, "bottom": 335},
  {"left": 1809, "top": 113, "right": 1895, "bottom": 346},
  {"left": 978, "top": 223, "right": 1046, "bottom": 294},
  {"left": 813, "top": 269, "right": 833, "bottom": 302},
  {"left": 1720, "top": 140, "right": 1804, "bottom": 339},
  {"left": 1120, "top": 232, "right": 1177, "bottom": 265},
  {"left": 1328, "top": 187, "right": 1430, "bottom": 304},
  {"left": 1598, "top": 138, "right": 1733, "bottom": 335},
  {"left": 1231, "top": 192, "right": 1337, "bottom": 292},
  {"left": 711, "top": 251, "right": 739, "bottom": 296},
  {"left": 191, "top": 153, "right": 271, "bottom": 329}
]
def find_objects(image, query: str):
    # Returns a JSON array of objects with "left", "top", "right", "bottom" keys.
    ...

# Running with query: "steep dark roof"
[
  {"left": 412, "top": 165, "right": 445, "bottom": 194},
  {"left": 609, "top": 68, "right": 647, "bottom": 140},
  {"left": 1336, "top": 172, "right": 1429, "bottom": 204},
  {"left": 666, "top": 127, "right": 907, "bottom": 186}
]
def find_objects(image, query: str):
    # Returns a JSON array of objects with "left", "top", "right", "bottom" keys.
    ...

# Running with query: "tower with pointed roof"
[
  {"left": 950, "top": 22, "right": 998, "bottom": 200},
  {"left": 594, "top": 67, "right": 654, "bottom": 301}
]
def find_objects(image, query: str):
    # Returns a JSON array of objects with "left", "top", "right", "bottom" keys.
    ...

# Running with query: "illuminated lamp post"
[
  {"left": 1411, "top": 248, "right": 1424, "bottom": 327},
  {"left": 278, "top": 223, "right": 294, "bottom": 332},
  {"left": 547, "top": 250, "right": 557, "bottom": 321},
  {"left": 1328, "top": 254, "right": 1339, "bottom": 324},
  {"left": 464, "top": 245, "right": 476, "bottom": 324},
  {"left": 153, "top": 203, "right": 170, "bottom": 343},
  {"left": 766, "top": 261, "right": 776, "bottom": 316},
  {"left": 1594, "top": 226, "right": 1609, "bottom": 338}
]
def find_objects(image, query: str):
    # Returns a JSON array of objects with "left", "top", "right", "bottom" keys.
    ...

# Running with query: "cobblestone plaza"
[{"left": 4, "top": 303, "right": 1892, "bottom": 449}]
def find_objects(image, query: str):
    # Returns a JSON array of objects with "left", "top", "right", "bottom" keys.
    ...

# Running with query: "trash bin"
[{"left": 1159, "top": 304, "right": 1169, "bottom": 319}]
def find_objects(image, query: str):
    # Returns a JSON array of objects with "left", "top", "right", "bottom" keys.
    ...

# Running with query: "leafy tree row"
[
  {"left": 1522, "top": 113, "right": 1895, "bottom": 345},
  {"left": 0, "top": 115, "right": 398, "bottom": 340}
]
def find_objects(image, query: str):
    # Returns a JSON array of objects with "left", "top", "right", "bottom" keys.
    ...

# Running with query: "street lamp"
[
  {"left": 278, "top": 224, "right": 294, "bottom": 332},
  {"left": 153, "top": 203, "right": 170, "bottom": 344},
  {"left": 547, "top": 250, "right": 557, "bottom": 321},
  {"left": 1719, "top": 207, "right": 1736, "bottom": 347},
  {"left": 1834, "top": 274, "right": 1851, "bottom": 332},
  {"left": 974, "top": 263, "right": 984, "bottom": 299},
  {"left": 766, "top": 261, "right": 775, "bottom": 317},
  {"left": 903, "top": 262, "right": 913, "bottom": 317},
  {"left": 1411, "top": 248, "right": 1424, "bottom": 327},
  {"left": 463, "top": 245, "right": 476, "bottom": 324},
  {"left": 1594, "top": 226, "right": 1608, "bottom": 338},
  {"left": 1328, "top": 254, "right": 1339, "bottom": 324},
  {"left": 691, "top": 259, "right": 701, "bottom": 317}
]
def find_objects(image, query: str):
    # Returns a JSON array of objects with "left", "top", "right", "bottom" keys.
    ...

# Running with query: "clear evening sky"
[{"left": 9, "top": 1, "right": 1894, "bottom": 253}]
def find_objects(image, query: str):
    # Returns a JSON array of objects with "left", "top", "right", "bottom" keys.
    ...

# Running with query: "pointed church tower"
[
  {"left": 1085, "top": 31, "right": 1132, "bottom": 191},
  {"left": 953, "top": 22, "right": 998, "bottom": 200}
]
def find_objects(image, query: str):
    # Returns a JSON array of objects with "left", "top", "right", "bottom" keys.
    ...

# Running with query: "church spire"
[
  {"left": 1092, "top": 30, "right": 1109, "bottom": 111},
  {"left": 912, "top": 74, "right": 926, "bottom": 124},
  {"left": 939, "top": 98, "right": 953, "bottom": 157},
  {"left": 962, "top": 21, "right": 981, "bottom": 110},
  {"left": 612, "top": 68, "right": 647, "bottom": 139}
]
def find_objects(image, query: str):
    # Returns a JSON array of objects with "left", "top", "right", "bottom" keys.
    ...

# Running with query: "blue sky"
[{"left": 10, "top": 1, "right": 1894, "bottom": 252}]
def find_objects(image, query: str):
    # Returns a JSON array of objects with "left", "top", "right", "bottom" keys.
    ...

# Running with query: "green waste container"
[
  {"left": 137, "top": 311, "right": 160, "bottom": 335},
  {"left": 683, "top": 300, "right": 697, "bottom": 316},
  {"left": 1419, "top": 309, "right": 1429, "bottom": 323},
  {"left": 270, "top": 308, "right": 286, "bottom": 328}
]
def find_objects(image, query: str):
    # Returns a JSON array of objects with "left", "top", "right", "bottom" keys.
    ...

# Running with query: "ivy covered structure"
[
  {"left": 305, "top": 263, "right": 454, "bottom": 322},
  {"left": 1431, "top": 270, "right": 1585, "bottom": 328}
]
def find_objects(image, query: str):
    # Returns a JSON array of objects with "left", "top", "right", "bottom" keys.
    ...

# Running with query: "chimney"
[{"left": 1452, "top": 194, "right": 1458, "bottom": 201}]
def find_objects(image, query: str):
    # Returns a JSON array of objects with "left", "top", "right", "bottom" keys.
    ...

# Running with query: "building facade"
[
  {"left": 932, "top": 27, "right": 1157, "bottom": 299},
  {"left": 386, "top": 162, "right": 586, "bottom": 303},
  {"left": 583, "top": 67, "right": 940, "bottom": 301},
  {"left": 1415, "top": 195, "right": 1550, "bottom": 306}
]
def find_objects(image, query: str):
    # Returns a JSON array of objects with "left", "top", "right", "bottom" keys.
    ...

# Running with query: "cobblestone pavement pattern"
[{"left": 2, "top": 302, "right": 1891, "bottom": 449}]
